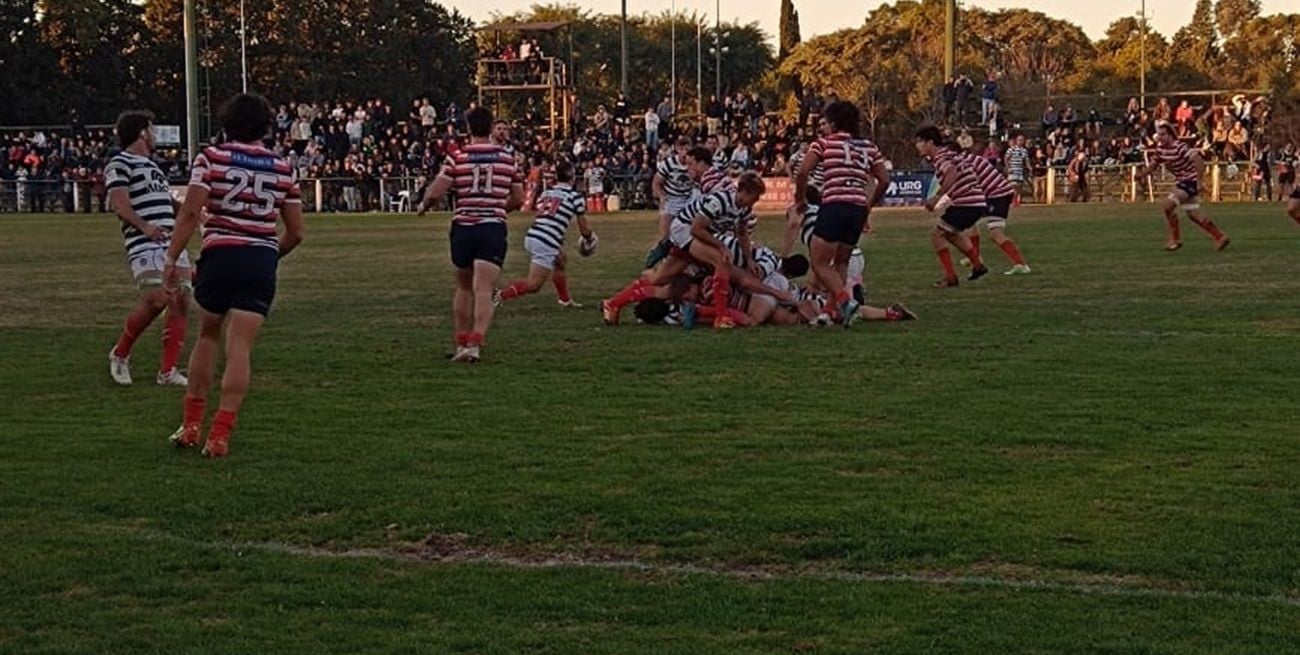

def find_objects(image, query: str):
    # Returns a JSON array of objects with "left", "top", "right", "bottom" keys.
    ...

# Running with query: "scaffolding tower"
[{"left": 477, "top": 21, "right": 574, "bottom": 139}]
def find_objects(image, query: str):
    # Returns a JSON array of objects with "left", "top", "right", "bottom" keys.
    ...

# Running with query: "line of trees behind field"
[{"left": 1, "top": 1, "right": 1296, "bottom": 145}]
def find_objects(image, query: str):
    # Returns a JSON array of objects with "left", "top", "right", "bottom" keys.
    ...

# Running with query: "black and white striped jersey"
[
  {"left": 799, "top": 205, "right": 819, "bottom": 248},
  {"left": 525, "top": 183, "right": 586, "bottom": 250},
  {"left": 716, "top": 235, "right": 781, "bottom": 279},
  {"left": 673, "top": 187, "right": 756, "bottom": 238},
  {"left": 656, "top": 155, "right": 695, "bottom": 201},
  {"left": 789, "top": 147, "right": 826, "bottom": 190},
  {"left": 104, "top": 151, "right": 175, "bottom": 256}
]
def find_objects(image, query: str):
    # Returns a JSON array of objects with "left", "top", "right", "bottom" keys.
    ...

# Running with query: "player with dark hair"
[
  {"left": 418, "top": 106, "right": 524, "bottom": 362},
  {"left": 914, "top": 125, "right": 988, "bottom": 288},
  {"left": 163, "top": 93, "right": 305, "bottom": 458},
  {"left": 1136, "top": 123, "right": 1230, "bottom": 252},
  {"left": 105, "top": 110, "right": 191, "bottom": 387},
  {"left": 793, "top": 100, "right": 890, "bottom": 326},
  {"left": 494, "top": 160, "right": 594, "bottom": 308},
  {"left": 961, "top": 150, "right": 1031, "bottom": 275},
  {"left": 603, "top": 172, "right": 772, "bottom": 329}
]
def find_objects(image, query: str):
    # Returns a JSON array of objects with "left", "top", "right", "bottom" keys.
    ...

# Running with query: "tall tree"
[
  {"left": 1214, "top": 0, "right": 1260, "bottom": 40},
  {"left": 777, "top": 0, "right": 802, "bottom": 103},
  {"left": 1170, "top": 0, "right": 1220, "bottom": 75}
]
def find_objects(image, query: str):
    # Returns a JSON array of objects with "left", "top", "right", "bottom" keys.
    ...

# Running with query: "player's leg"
[
  {"left": 808, "top": 235, "right": 844, "bottom": 305},
  {"left": 158, "top": 280, "right": 191, "bottom": 385},
  {"left": 685, "top": 241, "right": 734, "bottom": 329},
  {"left": 934, "top": 209, "right": 987, "bottom": 287},
  {"left": 1179, "top": 185, "right": 1229, "bottom": 250},
  {"left": 497, "top": 237, "right": 553, "bottom": 304},
  {"left": 468, "top": 259, "right": 502, "bottom": 351},
  {"left": 1287, "top": 195, "right": 1300, "bottom": 227},
  {"left": 170, "top": 307, "right": 223, "bottom": 449},
  {"left": 111, "top": 251, "right": 172, "bottom": 385},
  {"left": 198, "top": 309, "right": 264, "bottom": 458},
  {"left": 550, "top": 253, "right": 578, "bottom": 307},
  {"left": 1160, "top": 193, "right": 1183, "bottom": 250},
  {"left": 111, "top": 288, "right": 168, "bottom": 385},
  {"left": 987, "top": 224, "right": 1030, "bottom": 275},
  {"left": 452, "top": 267, "right": 474, "bottom": 351}
]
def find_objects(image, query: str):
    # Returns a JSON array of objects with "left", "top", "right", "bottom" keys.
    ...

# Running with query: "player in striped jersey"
[
  {"left": 1004, "top": 134, "right": 1031, "bottom": 200},
  {"left": 962, "top": 150, "right": 1031, "bottom": 275},
  {"left": 603, "top": 173, "right": 767, "bottom": 329},
  {"left": 1289, "top": 175, "right": 1300, "bottom": 228},
  {"left": 163, "top": 94, "right": 305, "bottom": 458},
  {"left": 418, "top": 106, "right": 525, "bottom": 363},
  {"left": 646, "top": 145, "right": 727, "bottom": 268},
  {"left": 794, "top": 101, "right": 890, "bottom": 327},
  {"left": 1136, "top": 124, "right": 1230, "bottom": 252},
  {"left": 915, "top": 126, "right": 988, "bottom": 288},
  {"left": 706, "top": 135, "right": 729, "bottom": 172},
  {"left": 494, "top": 160, "right": 594, "bottom": 308},
  {"left": 653, "top": 137, "right": 696, "bottom": 238},
  {"left": 105, "top": 111, "right": 191, "bottom": 388}
]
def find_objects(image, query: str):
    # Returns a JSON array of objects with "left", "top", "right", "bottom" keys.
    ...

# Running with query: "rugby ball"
[{"left": 579, "top": 232, "right": 599, "bottom": 257}]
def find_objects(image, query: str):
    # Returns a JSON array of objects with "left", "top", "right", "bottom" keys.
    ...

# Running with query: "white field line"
[{"left": 118, "top": 527, "right": 1300, "bottom": 610}]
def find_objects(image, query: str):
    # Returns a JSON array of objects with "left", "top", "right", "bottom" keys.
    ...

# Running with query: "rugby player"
[
  {"left": 1135, "top": 124, "right": 1230, "bottom": 252},
  {"left": 494, "top": 160, "right": 594, "bottom": 308},
  {"left": 914, "top": 126, "right": 988, "bottom": 288}
]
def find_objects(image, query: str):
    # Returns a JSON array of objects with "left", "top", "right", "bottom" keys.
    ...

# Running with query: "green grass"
[{"left": 1, "top": 204, "right": 1298, "bottom": 653}]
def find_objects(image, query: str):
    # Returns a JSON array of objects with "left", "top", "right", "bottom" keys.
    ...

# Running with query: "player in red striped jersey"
[
  {"left": 793, "top": 101, "right": 890, "bottom": 327},
  {"left": 417, "top": 106, "right": 524, "bottom": 363},
  {"left": 1289, "top": 183, "right": 1300, "bottom": 228},
  {"left": 914, "top": 126, "right": 988, "bottom": 288},
  {"left": 162, "top": 94, "right": 305, "bottom": 458},
  {"left": 962, "top": 150, "right": 1031, "bottom": 275},
  {"left": 1136, "top": 124, "right": 1230, "bottom": 252}
]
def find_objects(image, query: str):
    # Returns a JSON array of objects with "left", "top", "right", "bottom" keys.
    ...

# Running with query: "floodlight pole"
[
  {"left": 183, "top": 0, "right": 199, "bottom": 160},
  {"left": 944, "top": 0, "right": 956, "bottom": 81},
  {"left": 1139, "top": 0, "right": 1147, "bottom": 107},
  {"left": 696, "top": 21, "right": 703, "bottom": 115},
  {"left": 620, "top": 0, "right": 628, "bottom": 97},
  {"left": 714, "top": 0, "right": 721, "bottom": 98},
  {"left": 240, "top": 0, "right": 248, "bottom": 93},
  {"left": 671, "top": 0, "right": 676, "bottom": 111}
]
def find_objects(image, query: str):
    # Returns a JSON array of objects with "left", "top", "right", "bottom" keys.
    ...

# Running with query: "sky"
[{"left": 441, "top": 0, "right": 1292, "bottom": 42}]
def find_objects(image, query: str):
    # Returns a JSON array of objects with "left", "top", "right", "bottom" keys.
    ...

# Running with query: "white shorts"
[
  {"left": 669, "top": 220, "right": 695, "bottom": 250},
  {"left": 661, "top": 197, "right": 693, "bottom": 220},
  {"left": 524, "top": 235, "right": 561, "bottom": 271},
  {"left": 129, "top": 246, "right": 192, "bottom": 289}
]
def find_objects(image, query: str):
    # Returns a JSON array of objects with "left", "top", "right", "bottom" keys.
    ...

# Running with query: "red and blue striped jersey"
[{"left": 188, "top": 142, "right": 300, "bottom": 252}]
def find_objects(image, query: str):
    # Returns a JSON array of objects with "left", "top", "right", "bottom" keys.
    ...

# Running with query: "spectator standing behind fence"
[
  {"left": 1067, "top": 150, "right": 1090, "bottom": 203},
  {"left": 942, "top": 77, "right": 957, "bottom": 124},
  {"left": 1252, "top": 144, "right": 1274, "bottom": 201},
  {"left": 954, "top": 74, "right": 973, "bottom": 125},
  {"left": 981, "top": 74, "right": 998, "bottom": 125},
  {"left": 706, "top": 95, "right": 723, "bottom": 138},
  {"left": 1226, "top": 120, "right": 1249, "bottom": 161},
  {"left": 644, "top": 107, "right": 660, "bottom": 155}
]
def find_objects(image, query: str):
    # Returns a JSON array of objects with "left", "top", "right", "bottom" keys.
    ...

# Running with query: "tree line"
[{"left": 1, "top": 0, "right": 1296, "bottom": 142}]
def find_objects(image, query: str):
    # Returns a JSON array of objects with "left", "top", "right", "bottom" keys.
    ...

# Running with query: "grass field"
[{"left": 2, "top": 203, "right": 1299, "bottom": 653}]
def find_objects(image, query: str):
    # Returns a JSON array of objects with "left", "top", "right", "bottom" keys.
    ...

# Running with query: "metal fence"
[{"left": 0, "top": 164, "right": 1274, "bottom": 214}]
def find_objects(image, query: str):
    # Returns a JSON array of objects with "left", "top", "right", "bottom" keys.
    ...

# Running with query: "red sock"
[
  {"left": 466, "top": 331, "right": 484, "bottom": 347},
  {"left": 455, "top": 332, "right": 469, "bottom": 347},
  {"left": 183, "top": 395, "right": 205, "bottom": 429},
  {"left": 1192, "top": 218, "right": 1225, "bottom": 240},
  {"left": 498, "top": 280, "right": 530, "bottom": 301},
  {"left": 998, "top": 239, "right": 1026, "bottom": 266},
  {"left": 969, "top": 234, "right": 982, "bottom": 263},
  {"left": 1165, "top": 213, "right": 1182, "bottom": 242},
  {"left": 113, "top": 304, "right": 161, "bottom": 358},
  {"left": 609, "top": 278, "right": 652, "bottom": 310},
  {"left": 937, "top": 248, "right": 958, "bottom": 282},
  {"left": 552, "top": 274, "right": 571, "bottom": 303},
  {"left": 711, "top": 270, "right": 730, "bottom": 317},
  {"left": 209, "top": 409, "right": 237, "bottom": 442},
  {"left": 160, "top": 309, "right": 187, "bottom": 373}
]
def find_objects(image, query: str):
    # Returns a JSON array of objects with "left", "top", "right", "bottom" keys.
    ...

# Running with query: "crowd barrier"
[{"left": 0, "top": 164, "right": 1273, "bottom": 214}]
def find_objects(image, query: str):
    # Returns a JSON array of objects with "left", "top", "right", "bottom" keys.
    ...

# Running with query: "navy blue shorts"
[
  {"left": 1175, "top": 180, "right": 1200, "bottom": 201},
  {"left": 940, "top": 206, "right": 985, "bottom": 232},
  {"left": 812, "top": 202, "right": 869, "bottom": 246},
  {"left": 987, "top": 194, "right": 1014, "bottom": 219},
  {"left": 194, "top": 246, "right": 278, "bottom": 317},
  {"left": 450, "top": 222, "right": 508, "bottom": 269},
  {"left": 1291, "top": 187, "right": 1300, "bottom": 201}
]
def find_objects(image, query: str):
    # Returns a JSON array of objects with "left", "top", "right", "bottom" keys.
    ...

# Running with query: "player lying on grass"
[
  {"left": 106, "top": 110, "right": 191, "bottom": 387},
  {"left": 494, "top": 160, "right": 595, "bottom": 308},
  {"left": 604, "top": 172, "right": 777, "bottom": 329},
  {"left": 914, "top": 126, "right": 989, "bottom": 288},
  {"left": 164, "top": 93, "right": 305, "bottom": 458},
  {"left": 1135, "top": 123, "right": 1231, "bottom": 252}
]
